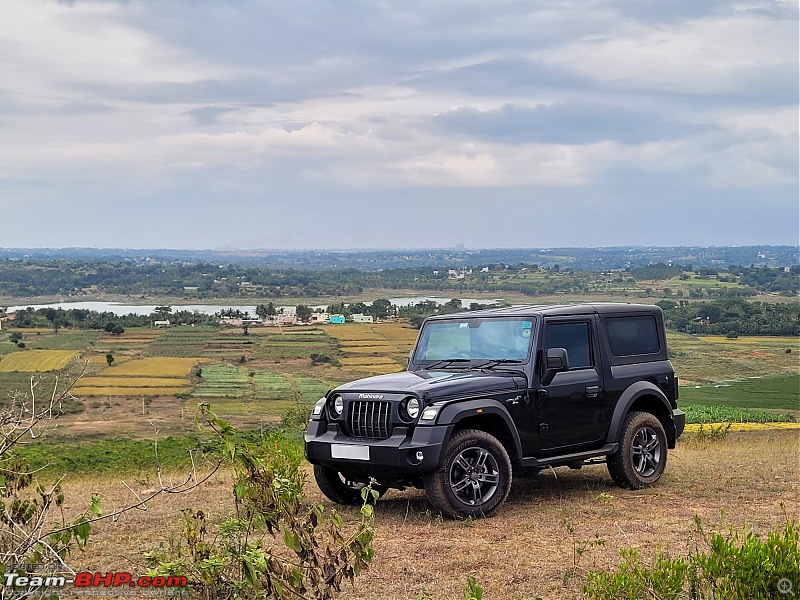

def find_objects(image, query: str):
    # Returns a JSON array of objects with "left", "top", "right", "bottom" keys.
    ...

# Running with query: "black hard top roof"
[{"left": 425, "top": 302, "right": 661, "bottom": 321}]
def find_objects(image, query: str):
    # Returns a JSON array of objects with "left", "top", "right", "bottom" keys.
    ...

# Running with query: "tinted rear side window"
[{"left": 606, "top": 316, "right": 660, "bottom": 356}]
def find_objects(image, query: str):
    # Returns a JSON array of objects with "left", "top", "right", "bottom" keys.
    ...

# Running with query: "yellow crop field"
[
  {"left": 102, "top": 357, "right": 199, "bottom": 377},
  {"left": 87, "top": 355, "right": 130, "bottom": 365},
  {"left": 72, "top": 386, "right": 189, "bottom": 397},
  {"left": 341, "top": 345, "right": 397, "bottom": 354},
  {"left": 346, "top": 364, "right": 400, "bottom": 375},
  {"left": 76, "top": 377, "right": 187, "bottom": 388},
  {"left": 340, "top": 356, "right": 397, "bottom": 365},
  {"left": 325, "top": 326, "right": 379, "bottom": 342},
  {"left": 374, "top": 323, "right": 418, "bottom": 345},
  {"left": 684, "top": 422, "right": 800, "bottom": 432},
  {"left": 0, "top": 350, "right": 78, "bottom": 372}
]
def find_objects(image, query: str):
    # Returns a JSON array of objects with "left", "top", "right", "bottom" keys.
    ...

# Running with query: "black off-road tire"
[
  {"left": 313, "top": 465, "right": 387, "bottom": 506},
  {"left": 423, "top": 429, "right": 512, "bottom": 519},
  {"left": 607, "top": 411, "right": 668, "bottom": 489}
]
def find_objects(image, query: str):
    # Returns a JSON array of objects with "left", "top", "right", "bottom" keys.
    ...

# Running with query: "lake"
[{"left": 7, "top": 297, "right": 500, "bottom": 316}]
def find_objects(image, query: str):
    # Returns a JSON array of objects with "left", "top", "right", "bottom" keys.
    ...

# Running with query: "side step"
[{"left": 518, "top": 443, "right": 619, "bottom": 469}]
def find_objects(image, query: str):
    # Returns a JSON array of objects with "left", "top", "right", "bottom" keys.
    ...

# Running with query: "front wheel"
[
  {"left": 313, "top": 465, "right": 387, "bottom": 506},
  {"left": 607, "top": 411, "right": 668, "bottom": 489},
  {"left": 423, "top": 429, "right": 512, "bottom": 519}
]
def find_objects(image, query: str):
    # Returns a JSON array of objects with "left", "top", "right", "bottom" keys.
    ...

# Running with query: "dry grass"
[
  {"left": 63, "top": 429, "right": 799, "bottom": 600},
  {"left": 0, "top": 349, "right": 78, "bottom": 372}
]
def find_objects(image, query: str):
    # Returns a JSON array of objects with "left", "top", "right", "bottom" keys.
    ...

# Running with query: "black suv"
[{"left": 305, "top": 303, "right": 685, "bottom": 518}]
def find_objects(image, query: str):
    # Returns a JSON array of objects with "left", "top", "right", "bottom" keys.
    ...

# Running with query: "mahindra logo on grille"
[{"left": 358, "top": 393, "right": 384, "bottom": 399}]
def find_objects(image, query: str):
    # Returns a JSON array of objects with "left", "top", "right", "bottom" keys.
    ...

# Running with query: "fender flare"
[
  {"left": 607, "top": 381, "right": 675, "bottom": 444},
  {"left": 436, "top": 399, "right": 523, "bottom": 460}
]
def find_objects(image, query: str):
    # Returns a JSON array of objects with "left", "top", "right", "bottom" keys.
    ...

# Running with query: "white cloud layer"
[{"left": 0, "top": 0, "right": 796, "bottom": 249}]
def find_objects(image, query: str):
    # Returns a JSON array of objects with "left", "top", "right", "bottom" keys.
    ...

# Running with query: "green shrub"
[
  {"left": 584, "top": 518, "right": 800, "bottom": 600},
  {"left": 146, "top": 406, "right": 376, "bottom": 599}
]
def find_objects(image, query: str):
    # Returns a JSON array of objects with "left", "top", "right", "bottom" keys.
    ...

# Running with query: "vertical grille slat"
[{"left": 347, "top": 401, "right": 392, "bottom": 439}]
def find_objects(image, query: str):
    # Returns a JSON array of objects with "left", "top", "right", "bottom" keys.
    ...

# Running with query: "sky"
[{"left": 0, "top": 0, "right": 797, "bottom": 250}]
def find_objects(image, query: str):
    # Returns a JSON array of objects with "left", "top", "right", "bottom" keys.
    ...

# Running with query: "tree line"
[
  {"left": 1, "top": 260, "right": 796, "bottom": 300},
  {"left": 657, "top": 299, "right": 800, "bottom": 336}
]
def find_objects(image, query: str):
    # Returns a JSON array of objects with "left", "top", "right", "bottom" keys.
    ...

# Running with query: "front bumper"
[{"left": 304, "top": 419, "right": 451, "bottom": 479}]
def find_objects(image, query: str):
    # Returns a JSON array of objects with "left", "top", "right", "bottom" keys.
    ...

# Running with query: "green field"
[
  {"left": 145, "top": 327, "right": 259, "bottom": 359},
  {"left": 679, "top": 374, "right": 799, "bottom": 411}
]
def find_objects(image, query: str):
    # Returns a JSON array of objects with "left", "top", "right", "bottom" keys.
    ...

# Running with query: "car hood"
[{"left": 333, "top": 369, "right": 526, "bottom": 401}]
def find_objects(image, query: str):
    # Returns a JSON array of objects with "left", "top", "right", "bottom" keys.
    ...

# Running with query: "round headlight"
[
  {"left": 332, "top": 395, "right": 344, "bottom": 417},
  {"left": 406, "top": 397, "right": 420, "bottom": 419}
]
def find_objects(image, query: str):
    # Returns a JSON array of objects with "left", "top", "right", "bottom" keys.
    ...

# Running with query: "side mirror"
[{"left": 541, "top": 347, "right": 569, "bottom": 386}]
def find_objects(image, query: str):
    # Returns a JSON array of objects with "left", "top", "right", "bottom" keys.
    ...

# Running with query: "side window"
[
  {"left": 544, "top": 322, "right": 593, "bottom": 370},
  {"left": 606, "top": 316, "right": 660, "bottom": 356}
]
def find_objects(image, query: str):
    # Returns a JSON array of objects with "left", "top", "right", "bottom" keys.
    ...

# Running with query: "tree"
[
  {"left": 153, "top": 305, "right": 172, "bottom": 320},
  {"left": 349, "top": 302, "right": 368, "bottom": 316},
  {"left": 296, "top": 304, "right": 312, "bottom": 323},
  {"left": 369, "top": 298, "right": 392, "bottom": 321},
  {"left": 440, "top": 298, "right": 462, "bottom": 314},
  {"left": 256, "top": 302, "right": 277, "bottom": 320},
  {"left": 111, "top": 325, "right": 124, "bottom": 335}
]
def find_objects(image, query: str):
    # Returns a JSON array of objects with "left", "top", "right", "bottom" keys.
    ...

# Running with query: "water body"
[{"left": 7, "top": 297, "right": 500, "bottom": 317}]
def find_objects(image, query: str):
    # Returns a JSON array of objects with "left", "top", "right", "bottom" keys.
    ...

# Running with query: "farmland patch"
[
  {"left": 103, "top": 357, "right": 199, "bottom": 378},
  {"left": 0, "top": 349, "right": 79, "bottom": 372}
]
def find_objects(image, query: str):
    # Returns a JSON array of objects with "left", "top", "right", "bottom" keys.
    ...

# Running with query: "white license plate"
[{"left": 330, "top": 444, "right": 370, "bottom": 461}]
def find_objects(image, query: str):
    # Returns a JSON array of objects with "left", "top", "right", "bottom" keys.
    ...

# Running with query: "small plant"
[
  {"left": 105, "top": 352, "right": 114, "bottom": 366},
  {"left": 464, "top": 575, "right": 483, "bottom": 600},
  {"left": 694, "top": 422, "right": 732, "bottom": 441},
  {"left": 310, "top": 352, "right": 340, "bottom": 366},
  {"left": 281, "top": 380, "right": 315, "bottom": 431},
  {"left": 561, "top": 514, "right": 606, "bottom": 584}
]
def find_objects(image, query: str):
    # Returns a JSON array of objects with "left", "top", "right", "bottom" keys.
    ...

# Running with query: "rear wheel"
[
  {"left": 607, "top": 411, "right": 668, "bottom": 489},
  {"left": 313, "top": 465, "right": 387, "bottom": 505},
  {"left": 423, "top": 429, "right": 512, "bottom": 519}
]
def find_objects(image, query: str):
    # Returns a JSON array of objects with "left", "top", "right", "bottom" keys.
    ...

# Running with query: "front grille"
[{"left": 348, "top": 401, "right": 392, "bottom": 439}]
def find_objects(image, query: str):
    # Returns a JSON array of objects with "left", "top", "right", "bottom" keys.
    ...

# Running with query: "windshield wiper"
[
  {"left": 425, "top": 359, "right": 472, "bottom": 370},
  {"left": 472, "top": 359, "right": 523, "bottom": 370}
]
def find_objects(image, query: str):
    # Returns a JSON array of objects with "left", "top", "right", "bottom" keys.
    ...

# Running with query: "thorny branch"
[{"left": 0, "top": 364, "right": 219, "bottom": 598}]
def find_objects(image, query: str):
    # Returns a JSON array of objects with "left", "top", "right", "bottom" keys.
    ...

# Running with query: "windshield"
[{"left": 414, "top": 317, "right": 535, "bottom": 363}]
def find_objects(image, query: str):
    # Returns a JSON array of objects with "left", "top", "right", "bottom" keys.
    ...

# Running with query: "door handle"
[{"left": 585, "top": 385, "right": 601, "bottom": 398}]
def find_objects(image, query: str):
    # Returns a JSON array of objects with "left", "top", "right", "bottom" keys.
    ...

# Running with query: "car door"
[{"left": 535, "top": 317, "right": 606, "bottom": 454}]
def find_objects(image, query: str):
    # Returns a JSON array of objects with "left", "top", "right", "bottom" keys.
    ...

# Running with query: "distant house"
[
  {"left": 351, "top": 314, "right": 373, "bottom": 323},
  {"left": 329, "top": 315, "right": 346, "bottom": 324},
  {"left": 153, "top": 320, "right": 171, "bottom": 328},
  {"left": 310, "top": 312, "right": 330, "bottom": 323}
]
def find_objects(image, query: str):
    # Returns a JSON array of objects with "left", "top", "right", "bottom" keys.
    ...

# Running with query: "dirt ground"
[{"left": 59, "top": 428, "right": 799, "bottom": 600}]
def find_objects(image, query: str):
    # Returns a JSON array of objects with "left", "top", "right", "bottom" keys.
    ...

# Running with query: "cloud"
[
  {"left": 433, "top": 101, "right": 715, "bottom": 145},
  {"left": 0, "top": 0, "right": 795, "bottom": 248}
]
